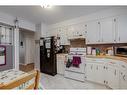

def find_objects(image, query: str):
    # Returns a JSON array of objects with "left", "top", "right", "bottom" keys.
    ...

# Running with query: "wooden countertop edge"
[
  {"left": 0, "top": 83, "right": 4, "bottom": 88},
  {"left": 86, "top": 55, "right": 127, "bottom": 63}
]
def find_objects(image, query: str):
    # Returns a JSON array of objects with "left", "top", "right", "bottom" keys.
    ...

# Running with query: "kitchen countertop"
[
  {"left": 57, "top": 53, "right": 68, "bottom": 55},
  {"left": 86, "top": 55, "right": 127, "bottom": 63}
]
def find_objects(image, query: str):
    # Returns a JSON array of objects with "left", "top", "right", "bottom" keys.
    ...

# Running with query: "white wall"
[
  {"left": 0, "top": 11, "right": 36, "bottom": 70},
  {"left": 41, "top": 22, "right": 47, "bottom": 37},
  {"left": 34, "top": 24, "right": 41, "bottom": 70},
  {"left": 34, "top": 22, "right": 48, "bottom": 70},
  {"left": 0, "top": 12, "right": 15, "bottom": 26},
  {"left": 48, "top": 7, "right": 127, "bottom": 29},
  {"left": 25, "top": 34, "right": 35, "bottom": 64},
  {"left": 19, "top": 31, "right": 35, "bottom": 64},
  {"left": 19, "top": 18, "right": 36, "bottom": 31},
  {"left": 19, "top": 31, "right": 25, "bottom": 64},
  {"left": 14, "top": 28, "right": 19, "bottom": 70},
  {"left": 0, "top": 11, "right": 36, "bottom": 31}
]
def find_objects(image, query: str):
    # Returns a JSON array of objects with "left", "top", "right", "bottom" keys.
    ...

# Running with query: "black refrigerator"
[{"left": 40, "top": 36, "right": 57, "bottom": 76}]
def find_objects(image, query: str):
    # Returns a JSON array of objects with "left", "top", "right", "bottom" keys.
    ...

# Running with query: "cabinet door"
[
  {"left": 58, "top": 27, "right": 64, "bottom": 45},
  {"left": 67, "top": 25, "right": 74, "bottom": 38},
  {"left": 119, "top": 70, "right": 127, "bottom": 89},
  {"left": 93, "top": 64, "right": 105, "bottom": 84},
  {"left": 117, "top": 15, "right": 127, "bottom": 43},
  {"left": 100, "top": 18, "right": 115, "bottom": 43},
  {"left": 85, "top": 63, "right": 95, "bottom": 82},
  {"left": 58, "top": 27, "right": 70, "bottom": 45},
  {"left": 63, "top": 27, "right": 70, "bottom": 45},
  {"left": 106, "top": 65, "right": 119, "bottom": 89},
  {"left": 57, "top": 55, "right": 65, "bottom": 75},
  {"left": 86, "top": 21, "right": 100, "bottom": 44}
]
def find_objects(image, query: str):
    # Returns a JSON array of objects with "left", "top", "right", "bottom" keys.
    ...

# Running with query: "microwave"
[{"left": 114, "top": 46, "right": 127, "bottom": 57}]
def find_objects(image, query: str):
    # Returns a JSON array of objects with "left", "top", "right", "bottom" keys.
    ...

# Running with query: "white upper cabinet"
[
  {"left": 86, "top": 20, "right": 100, "bottom": 44},
  {"left": 48, "top": 14, "right": 127, "bottom": 44},
  {"left": 58, "top": 27, "right": 70, "bottom": 45},
  {"left": 116, "top": 14, "right": 127, "bottom": 43},
  {"left": 100, "top": 17, "right": 115, "bottom": 43},
  {"left": 86, "top": 14, "right": 127, "bottom": 44},
  {"left": 86, "top": 17, "right": 116, "bottom": 44},
  {"left": 68, "top": 23, "right": 86, "bottom": 39}
]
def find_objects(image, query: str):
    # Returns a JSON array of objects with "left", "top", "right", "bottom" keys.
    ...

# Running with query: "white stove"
[{"left": 64, "top": 48, "right": 86, "bottom": 82}]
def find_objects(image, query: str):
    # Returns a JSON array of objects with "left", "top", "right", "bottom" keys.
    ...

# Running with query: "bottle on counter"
[{"left": 96, "top": 48, "right": 100, "bottom": 56}]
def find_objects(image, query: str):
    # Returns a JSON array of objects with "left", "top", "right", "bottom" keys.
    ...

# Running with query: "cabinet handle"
[
  {"left": 122, "top": 65, "right": 126, "bottom": 68},
  {"left": 98, "top": 22, "right": 100, "bottom": 24},
  {"left": 91, "top": 65, "right": 93, "bottom": 69},
  {"left": 85, "top": 64, "right": 86, "bottom": 67},
  {"left": 96, "top": 66, "right": 98, "bottom": 70},
  {"left": 114, "top": 70, "right": 116, "bottom": 76},
  {"left": 114, "top": 19, "right": 116, "bottom": 22},
  {"left": 119, "top": 37, "right": 120, "bottom": 41},
  {"left": 123, "top": 75, "right": 126, "bottom": 81},
  {"left": 104, "top": 80, "right": 105, "bottom": 83},
  {"left": 102, "top": 39, "right": 103, "bottom": 42},
  {"left": 103, "top": 66, "right": 105, "bottom": 69}
]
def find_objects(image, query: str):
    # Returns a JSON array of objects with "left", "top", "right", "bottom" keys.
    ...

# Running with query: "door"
[
  {"left": 106, "top": 65, "right": 119, "bottom": 89},
  {"left": 100, "top": 17, "right": 115, "bottom": 43},
  {"left": 86, "top": 20, "right": 100, "bottom": 44},
  {"left": 117, "top": 15, "right": 127, "bottom": 43}
]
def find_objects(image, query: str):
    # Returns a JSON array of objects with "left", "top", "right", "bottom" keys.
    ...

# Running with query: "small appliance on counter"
[
  {"left": 92, "top": 48, "right": 96, "bottom": 56},
  {"left": 114, "top": 46, "right": 127, "bottom": 57},
  {"left": 106, "top": 48, "right": 114, "bottom": 56},
  {"left": 87, "top": 46, "right": 92, "bottom": 55}
]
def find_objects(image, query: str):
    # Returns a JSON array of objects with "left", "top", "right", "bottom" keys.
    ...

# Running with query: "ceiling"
[{"left": 0, "top": 6, "right": 122, "bottom": 25}]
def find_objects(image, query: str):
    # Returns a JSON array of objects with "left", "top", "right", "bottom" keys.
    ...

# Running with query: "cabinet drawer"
[{"left": 64, "top": 71, "right": 85, "bottom": 82}]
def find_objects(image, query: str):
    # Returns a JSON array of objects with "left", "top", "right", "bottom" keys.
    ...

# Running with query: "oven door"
[{"left": 65, "top": 55, "right": 85, "bottom": 73}]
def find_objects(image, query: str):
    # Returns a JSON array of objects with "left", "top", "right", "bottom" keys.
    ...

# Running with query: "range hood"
[{"left": 68, "top": 35, "right": 85, "bottom": 40}]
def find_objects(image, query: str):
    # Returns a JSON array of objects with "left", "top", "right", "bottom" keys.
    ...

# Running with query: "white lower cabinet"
[
  {"left": 85, "top": 63, "right": 105, "bottom": 84},
  {"left": 93, "top": 64, "right": 105, "bottom": 84},
  {"left": 64, "top": 71, "right": 85, "bottom": 82},
  {"left": 119, "top": 62, "right": 127, "bottom": 89},
  {"left": 85, "top": 63, "right": 95, "bottom": 82},
  {"left": 119, "top": 70, "right": 127, "bottom": 89},
  {"left": 85, "top": 58, "right": 127, "bottom": 89},
  {"left": 57, "top": 54, "right": 67, "bottom": 75},
  {"left": 105, "top": 65, "right": 119, "bottom": 89}
]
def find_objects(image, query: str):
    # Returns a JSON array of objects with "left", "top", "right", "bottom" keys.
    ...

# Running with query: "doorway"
[{"left": 19, "top": 28, "right": 35, "bottom": 72}]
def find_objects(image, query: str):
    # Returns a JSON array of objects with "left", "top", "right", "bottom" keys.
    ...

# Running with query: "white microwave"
[{"left": 114, "top": 46, "right": 127, "bottom": 57}]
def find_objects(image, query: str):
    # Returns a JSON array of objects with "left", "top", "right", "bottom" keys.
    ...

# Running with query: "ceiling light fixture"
[{"left": 41, "top": 5, "right": 52, "bottom": 9}]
